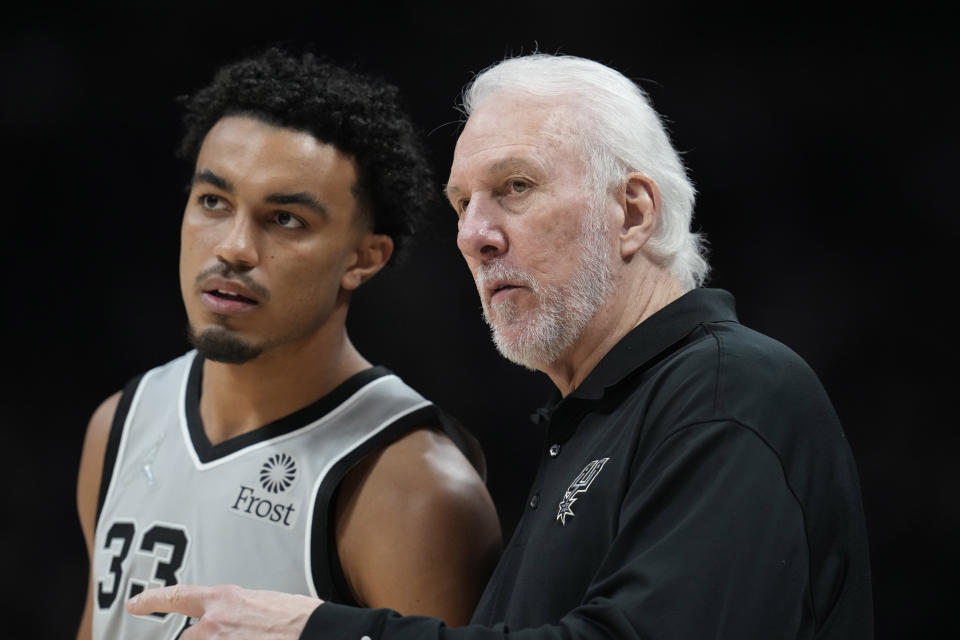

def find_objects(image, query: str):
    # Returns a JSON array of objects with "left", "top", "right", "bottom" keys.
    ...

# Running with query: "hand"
[{"left": 126, "top": 584, "right": 323, "bottom": 640}]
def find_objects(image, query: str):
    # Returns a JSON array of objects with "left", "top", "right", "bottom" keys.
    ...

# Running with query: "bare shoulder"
[
  {"left": 378, "top": 427, "right": 491, "bottom": 502},
  {"left": 85, "top": 392, "right": 122, "bottom": 451},
  {"left": 338, "top": 426, "right": 500, "bottom": 542},
  {"left": 335, "top": 426, "right": 502, "bottom": 624},
  {"left": 76, "top": 391, "right": 122, "bottom": 640},
  {"left": 77, "top": 391, "right": 122, "bottom": 543}
]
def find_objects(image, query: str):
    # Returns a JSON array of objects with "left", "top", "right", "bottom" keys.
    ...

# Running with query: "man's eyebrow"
[
  {"left": 191, "top": 169, "right": 233, "bottom": 192},
  {"left": 443, "top": 182, "right": 462, "bottom": 202},
  {"left": 444, "top": 156, "right": 545, "bottom": 202},
  {"left": 265, "top": 192, "right": 328, "bottom": 219}
]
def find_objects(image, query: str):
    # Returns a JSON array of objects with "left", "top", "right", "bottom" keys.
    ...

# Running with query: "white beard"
[{"left": 475, "top": 209, "right": 616, "bottom": 370}]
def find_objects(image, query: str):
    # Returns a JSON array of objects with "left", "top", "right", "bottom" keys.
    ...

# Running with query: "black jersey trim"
[
  {"left": 184, "top": 355, "right": 394, "bottom": 464},
  {"left": 95, "top": 372, "right": 146, "bottom": 524},
  {"left": 309, "top": 404, "right": 441, "bottom": 603}
]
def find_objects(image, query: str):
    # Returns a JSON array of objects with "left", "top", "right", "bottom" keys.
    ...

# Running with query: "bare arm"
[
  {"left": 334, "top": 427, "right": 502, "bottom": 626},
  {"left": 76, "top": 391, "right": 122, "bottom": 640}
]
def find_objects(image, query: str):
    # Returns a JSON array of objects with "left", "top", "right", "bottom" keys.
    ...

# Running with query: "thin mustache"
[{"left": 195, "top": 264, "right": 270, "bottom": 301}]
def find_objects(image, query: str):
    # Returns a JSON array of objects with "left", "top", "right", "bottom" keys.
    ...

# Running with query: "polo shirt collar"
[
  {"left": 574, "top": 287, "right": 738, "bottom": 400},
  {"left": 533, "top": 289, "right": 738, "bottom": 425}
]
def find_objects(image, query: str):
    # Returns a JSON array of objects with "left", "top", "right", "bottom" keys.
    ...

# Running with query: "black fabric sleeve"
[
  {"left": 301, "top": 604, "right": 513, "bottom": 640},
  {"left": 299, "top": 420, "right": 818, "bottom": 639}
]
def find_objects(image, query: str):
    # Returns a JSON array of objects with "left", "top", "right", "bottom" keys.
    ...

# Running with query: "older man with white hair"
[{"left": 129, "top": 53, "right": 873, "bottom": 640}]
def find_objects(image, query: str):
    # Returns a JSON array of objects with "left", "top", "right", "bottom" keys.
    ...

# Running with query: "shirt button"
[
  {"left": 548, "top": 443, "right": 561, "bottom": 457},
  {"left": 529, "top": 493, "right": 540, "bottom": 509}
]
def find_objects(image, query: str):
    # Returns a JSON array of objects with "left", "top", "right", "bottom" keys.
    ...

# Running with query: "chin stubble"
[{"left": 186, "top": 324, "right": 262, "bottom": 364}]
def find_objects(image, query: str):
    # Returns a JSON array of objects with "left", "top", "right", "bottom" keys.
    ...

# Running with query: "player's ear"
[
  {"left": 341, "top": 233, "right": 394, "bottom": 291},
  {"left": 619, "top": 172, "right": 661, "bottom": 260}
]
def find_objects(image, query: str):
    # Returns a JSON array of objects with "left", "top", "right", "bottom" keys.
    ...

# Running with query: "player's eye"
[
  {"left": 274, "top": 211, "right": 304, "bottom": 229},
  {"left": 200, "top": 194, "right": 227, "bottom": 210}
]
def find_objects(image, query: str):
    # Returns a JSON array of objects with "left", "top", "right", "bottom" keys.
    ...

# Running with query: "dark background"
[{"left": 2, "top": 4, "right": 955, "bottom": 636}]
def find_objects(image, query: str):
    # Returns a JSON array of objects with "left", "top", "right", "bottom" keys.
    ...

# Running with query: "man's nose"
[
  {"left": 214, "top": 213, "right": 260, "bottom": 269},
  {"left": 456, "top": 197, "right": 507, "bottom": 262}
]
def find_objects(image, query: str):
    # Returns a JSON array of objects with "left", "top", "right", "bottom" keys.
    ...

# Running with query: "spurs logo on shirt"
[{"left": 557, "top": 458, "right": 610, "bottom": 525}]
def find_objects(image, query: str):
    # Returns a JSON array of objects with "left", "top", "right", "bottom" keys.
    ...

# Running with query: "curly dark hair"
[{"left": 178, "top": 48, "right": 433, "bottom": 264}]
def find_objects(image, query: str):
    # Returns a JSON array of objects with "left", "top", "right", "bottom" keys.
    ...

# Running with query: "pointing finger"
[{"left": 126, "top": 584, "right": 210, "bottom": 618}]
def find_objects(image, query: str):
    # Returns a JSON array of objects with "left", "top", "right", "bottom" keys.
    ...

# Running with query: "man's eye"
[
  {"left": 509, "top": 180, "right": 529, "bottom": 193},
  {"left": 274, "top": 211, "right": 304, "bottom": 229},
  {"left": 458, "top": 199, "right": 470, "bottom": 213},
  {"left": 201, "top": 194, "right": 226, "bottom": 210}
]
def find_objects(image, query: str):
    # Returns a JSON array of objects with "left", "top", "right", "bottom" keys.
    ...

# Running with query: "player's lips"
[{"left": 199, "top": 277, "right": 261, "bottom": 314}]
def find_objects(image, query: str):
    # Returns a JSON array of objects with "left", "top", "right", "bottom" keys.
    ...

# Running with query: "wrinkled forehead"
[
  {"left": 450, "top": 94, "right": 587, "bottom": 183},
  {"left": 462, "top": 94, "right": 582, "bottom": 149}
]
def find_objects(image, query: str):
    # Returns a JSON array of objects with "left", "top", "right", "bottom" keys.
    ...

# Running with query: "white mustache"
[{"left": 475, "top": 261, "right": 539, "bottom": 294}]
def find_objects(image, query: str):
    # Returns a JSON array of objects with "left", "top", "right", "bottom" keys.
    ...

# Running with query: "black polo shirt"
[{"left": 301, "top": 288, "right": 873, "bottom": 639}]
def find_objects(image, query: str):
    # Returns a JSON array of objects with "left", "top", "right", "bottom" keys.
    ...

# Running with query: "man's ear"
[
  {"left": 341, "top": 233, "right": 394, "bottom": 291},
  {"left": 619, "top": 173, "right": 661, "bottom": 260}
]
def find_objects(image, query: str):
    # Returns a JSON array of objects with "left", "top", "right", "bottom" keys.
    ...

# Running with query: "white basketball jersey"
[{"left": 91, "top": 351, "right": 458, "bottom": 639}]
